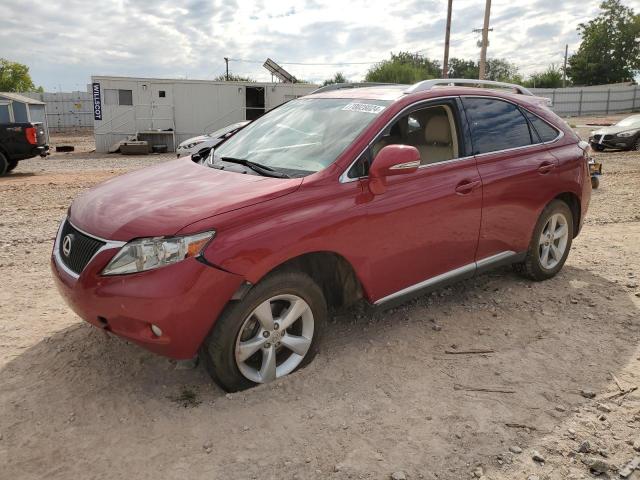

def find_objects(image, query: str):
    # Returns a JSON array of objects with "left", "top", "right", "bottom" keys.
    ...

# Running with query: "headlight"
[
  {"left": 617, "top": 129, "right": 638, "bottom": 138},
  {"left": 185, "top": 141, "right": 204, "bottom": 149},
  {"left": 102, "top": 231, "right": 215, "bottom": 275}
]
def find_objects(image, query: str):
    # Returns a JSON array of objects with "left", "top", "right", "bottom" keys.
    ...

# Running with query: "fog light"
[{"left": 151, "top": 324, "right": 163, "bottom": 337}]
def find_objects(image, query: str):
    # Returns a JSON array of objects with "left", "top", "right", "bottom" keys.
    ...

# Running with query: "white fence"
[
  {"left": 530, "top": 84, "right": 640, "bottom": 117},
  {"left": 20, "top": 91, "right": 92, "bottom": 130}
]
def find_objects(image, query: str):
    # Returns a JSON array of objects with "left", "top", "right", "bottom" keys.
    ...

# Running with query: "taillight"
[{"left": 25, "top": 126, "right": 37, "bottom": 145}]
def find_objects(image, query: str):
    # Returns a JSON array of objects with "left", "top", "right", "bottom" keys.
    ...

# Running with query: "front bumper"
[
  {"left": 51, "top": 231, "right": 244, "bottom": 359},
  {"left": 589, "top": 135, "right": 635, "bottom": 150}
]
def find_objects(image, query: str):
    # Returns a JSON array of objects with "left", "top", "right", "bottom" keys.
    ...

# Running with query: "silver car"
[
  {"left": 176, "top": 121, "right": 250, "bottom": 158},
  {"left": 589, "top": 114, "right": 640, "bottom": 151}
]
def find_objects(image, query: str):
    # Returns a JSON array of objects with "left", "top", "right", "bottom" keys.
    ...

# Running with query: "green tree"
[
  {"left": 365, "top": 51, "right": 441, "bottom": 83},
  {"left": 447, "top": 58, "right": 478, "bottom": 78},
  {"left": 213, "top": 73, "right": 256, "bottom": 82},
  {"left": 0, "top": 58, "right": 40, "bottom": 92},
  {"left": 322, "top": 72, "right": 348, "bottom": 86},
  {"left": 485, "top": 58, "right": 522, "bottom": 83},
  {"left": 446, "top": 58, "right": 521, "bottom": 83},
  {"left": 524, "top": 64, "right": 564, "bottom": 88},
  {"left": 567, "top": 0, "right": 640, "bottom": 85}
]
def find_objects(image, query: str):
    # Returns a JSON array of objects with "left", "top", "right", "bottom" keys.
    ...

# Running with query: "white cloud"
[{"left": 0, "top": 0, "right": 617, "bottom": 90}]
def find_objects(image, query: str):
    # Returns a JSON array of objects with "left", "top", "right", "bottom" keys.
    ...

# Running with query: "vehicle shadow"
[{"left": 1, "top": 265, "right": 638, "bottom": 479}]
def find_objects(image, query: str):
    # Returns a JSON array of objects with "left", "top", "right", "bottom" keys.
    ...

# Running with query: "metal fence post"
[
  {"left": 578, "top": 89, "right": 583, "bottom": 116},
  {"left": 633, "top": 87, "right": 638, "bottom": 111},
  {"left": 552, "top": 89, "right": 556, "bottom": 108},
  {"left": 606, "top": 88, "right": 611, "bottom": 114}
]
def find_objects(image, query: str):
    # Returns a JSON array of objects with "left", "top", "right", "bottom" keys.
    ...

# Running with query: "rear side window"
[
  {"left": 462, "top": 97, "right": 532, "bottom": 155},
  {"left": 523, "top": 110, "right": 560, "bottom": 143}
]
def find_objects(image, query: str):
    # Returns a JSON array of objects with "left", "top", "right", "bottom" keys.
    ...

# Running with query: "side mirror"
[{"left": 368, "top": 144, "right": 420, "bottom": 195}]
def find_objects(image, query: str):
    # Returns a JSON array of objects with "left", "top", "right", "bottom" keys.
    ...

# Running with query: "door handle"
[
  {"left": 538, "top": 162, "right": 555, "bottom": 174},
  {"left": 455, "top": 180, "right": 481, "bottom": 195}
]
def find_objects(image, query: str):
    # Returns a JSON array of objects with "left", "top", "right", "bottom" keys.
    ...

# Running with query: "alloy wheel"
[
  {"left": 234, "top": 294, "right": 314, "bottom": 383},
  {"left": 538, "top": 212, "right": 569, "bottom": 270}
]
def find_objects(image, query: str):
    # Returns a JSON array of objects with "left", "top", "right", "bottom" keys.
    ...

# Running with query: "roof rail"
[
  {"left": 405, "top": 78, "right": 534, "bottom": 96},
  {"left": 310, "top": 82, "right": 402, "bottom": 94}
]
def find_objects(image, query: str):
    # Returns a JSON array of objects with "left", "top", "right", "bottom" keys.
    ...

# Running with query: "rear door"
[{"left": 461, "top": 96, "right": 560, "bottom": 260}]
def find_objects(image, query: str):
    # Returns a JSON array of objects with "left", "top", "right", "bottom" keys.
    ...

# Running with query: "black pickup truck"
[{"left": 0, "top": 122, "right": 49, "bottom": 176}]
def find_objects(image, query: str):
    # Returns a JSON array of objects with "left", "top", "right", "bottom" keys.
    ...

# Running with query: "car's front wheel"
[
  {"left": 514, "top": 199, "right": 574, "bottom": 281},
  {"left": 200, "top": 271, "right": 326, "bottom": 392}
]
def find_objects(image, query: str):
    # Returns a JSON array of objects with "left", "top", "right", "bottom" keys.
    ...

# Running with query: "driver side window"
[{"left": 346, "top": 103, "right": 460, "bottom": 179}]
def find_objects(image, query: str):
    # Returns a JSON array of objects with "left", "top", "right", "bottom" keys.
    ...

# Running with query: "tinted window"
[
  {"left": 0, "top": 104, "right": 10, "bottom": 123},
  {"left": 462, "top": 98, "right": 532, "bottom": 154},
  {"left": 523, "top": 110, "right": 559, "bottom": 143},
  {"left": 13, "top": 102, "right": 29, "bottom": 122},
  {"left": 118, "top": 89, "right": 133, "bottom": 106}
]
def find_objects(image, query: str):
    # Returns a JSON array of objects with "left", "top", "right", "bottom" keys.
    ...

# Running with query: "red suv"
[{"left": 52, "top": 80, "right": 591, "bottom": 391}]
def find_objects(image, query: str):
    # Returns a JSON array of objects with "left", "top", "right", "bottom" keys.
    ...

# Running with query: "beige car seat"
[{"left": 419, "top": 115, "right": 454, "bottom": 165}]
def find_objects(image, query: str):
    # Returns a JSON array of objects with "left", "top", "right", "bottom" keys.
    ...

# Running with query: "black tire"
[
  {"left": 591, "top": 176, "right": 600, "bottom": 189},
  {"left": 514, "top": 199, "right": 574, "bottom": 281},
  {"left": 7, "top": 160, "right": 18, "bottom": 172},
  {"left": 591, "top": 143, "right": 605, "bottom": 152},
  {"left": 633, "top": 137, "right": 640, "bottom": 151},
  {"left": 199, "top": 271, "right": 327, "bottom": 392},
  {"left": 0, "top": 151, "right": 8, "bottom": 176}
]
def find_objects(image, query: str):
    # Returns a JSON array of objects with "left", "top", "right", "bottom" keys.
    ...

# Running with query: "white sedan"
[
  {"left": 176, "top": 121, "right": 250, "bottom": 158},
  {"left": 589, "top": 114, "right": 640, "bottom": 151}
]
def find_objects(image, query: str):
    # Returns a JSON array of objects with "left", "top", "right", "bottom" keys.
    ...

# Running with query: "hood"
[
  {"left": 592, "top": 125, "right": 636, "bottom": 136},
  {"left": 70, "top": 158, "right": 302, "bottom": 241},
  {"left": 178, "top": 135, "right": 209, "bottom": 147}
]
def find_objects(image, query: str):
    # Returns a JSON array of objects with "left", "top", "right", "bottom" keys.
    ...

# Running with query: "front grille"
[
  {"left": 58, "top": 220, "right": 105, "bottom": 275},
  {"left": 592, "top": 134, "right": 602, "bottom": 142}
]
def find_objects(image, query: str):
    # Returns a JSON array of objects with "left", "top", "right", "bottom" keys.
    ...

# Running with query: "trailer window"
[
  {"left": 105, "top": 89, "right": 133, "bottom": 106},
  {"left": 118, "top": 90, "right": 133, "bottom": 106}
]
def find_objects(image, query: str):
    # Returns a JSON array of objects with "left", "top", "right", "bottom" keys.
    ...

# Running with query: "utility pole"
[
  {"left": 224, "top": 57, "right": 229, "bottom": 81},
  {"left": 442, "top": 0, "right": 453, "bottom": 78},
  {"left": 562, "top": 44, "right": 568, "bottom": 88},
  {"left": 478, "top": 0, "right": 492, "bottom": 80}
]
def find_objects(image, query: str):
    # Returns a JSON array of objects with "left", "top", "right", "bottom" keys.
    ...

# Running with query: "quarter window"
[
  {"left": 523, "top": 110, "right": 560, "bottom": 143},
  {"left": 462, "top": 98, "right": 533, "bottom": 154}
]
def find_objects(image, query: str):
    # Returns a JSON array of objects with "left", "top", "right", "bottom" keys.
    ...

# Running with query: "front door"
[{"left": 359, "top": 100, "right": 483, "bottom": 303}]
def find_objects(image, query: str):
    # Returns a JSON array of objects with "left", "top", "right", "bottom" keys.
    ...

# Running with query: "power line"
[{"left": 228, "top": 57, "right": 379, "bottom": 66}]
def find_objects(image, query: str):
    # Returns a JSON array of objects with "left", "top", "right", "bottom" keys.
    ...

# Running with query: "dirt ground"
[{"left": 1, "top": 116, "right": 640, "bottom": 480}]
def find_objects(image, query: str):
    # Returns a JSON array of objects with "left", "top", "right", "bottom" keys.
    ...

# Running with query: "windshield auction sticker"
[{"left": 342, "top": 103, "right": 386, "bottom": 114}]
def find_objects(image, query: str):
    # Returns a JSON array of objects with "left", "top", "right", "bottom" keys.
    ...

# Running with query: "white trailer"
[{"left": 91, "top": 76, "right": 317, "bottom": 153}]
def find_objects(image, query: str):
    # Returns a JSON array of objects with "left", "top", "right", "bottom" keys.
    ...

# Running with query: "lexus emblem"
[{"left": 62, "top": 234, "right": 74, "bottom": 257}]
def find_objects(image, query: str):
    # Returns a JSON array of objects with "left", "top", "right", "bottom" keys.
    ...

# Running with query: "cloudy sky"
[{"left": 0, "top": 0, "right": 614, "bottom": 91}]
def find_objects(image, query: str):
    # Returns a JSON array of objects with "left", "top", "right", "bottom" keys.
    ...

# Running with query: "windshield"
[
  {"left": 212, "top": 98, "right": 391, "bottom": 175},
  {"left": 617, "top": 116, "right": 640, "bottom": 127}
]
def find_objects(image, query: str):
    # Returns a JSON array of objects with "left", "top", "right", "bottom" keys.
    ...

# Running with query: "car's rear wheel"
[
  {"left": 514, "top": 200, "right": 573, "bottom": 281},
  {"left": 7, "top": 160, "right": 18, "bottom": 172},
  {"left": 200, "top": 271, "right": 326, "bottom": 392},
  {"left": 0, "top": 152, "right": 8, "bottom": 176}
]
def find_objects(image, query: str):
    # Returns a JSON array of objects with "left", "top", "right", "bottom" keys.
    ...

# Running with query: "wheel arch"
[
  {"left": 553, "top": 191, "right": 581, "bottom": 238},
  {"left": 249, "top": 251, "right": 365, "bottom": 313}
]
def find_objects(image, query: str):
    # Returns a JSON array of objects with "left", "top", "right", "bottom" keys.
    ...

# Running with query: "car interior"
[{"left": 372, "top": 105, "right": 459, "bottom": 165}]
